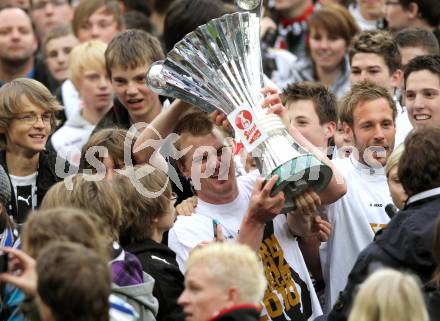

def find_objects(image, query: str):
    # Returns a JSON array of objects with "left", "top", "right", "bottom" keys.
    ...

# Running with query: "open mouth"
[
  {"left": 29, "top": 134, "right": 46, "bottom": 141},
  {"left": 414, "top": 114, "right": 431, "bottom": 121}
]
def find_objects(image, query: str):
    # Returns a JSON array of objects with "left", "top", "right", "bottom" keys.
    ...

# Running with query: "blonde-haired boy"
[{"left": 50, "top": 40, "right": 112, "bottom": 166}]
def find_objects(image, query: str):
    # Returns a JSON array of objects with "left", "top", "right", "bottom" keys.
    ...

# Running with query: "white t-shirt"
[
  {"left": 320, "top": 156, "right": 391, "bottom": 312},
  {"left": 10, "top": 172, "right": 37, "bottom": 223},
  {"left": 168, "top": 173, "right": 323, "bottom": 321}
]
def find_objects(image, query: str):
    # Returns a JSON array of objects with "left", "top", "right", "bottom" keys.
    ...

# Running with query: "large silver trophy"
[{"left": 146, "top": 0, "right": 332, "bottom": 211}]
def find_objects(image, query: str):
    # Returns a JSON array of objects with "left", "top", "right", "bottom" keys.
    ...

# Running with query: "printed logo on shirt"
[
  {"left": 259, "top": 227, "right": 312, "bottom": 321},
  {"left": 16, "top": 185, "right": 33, "bottom": 224},
  {"left": 370, "top": 223, "right": 387, "bottom": 234}
]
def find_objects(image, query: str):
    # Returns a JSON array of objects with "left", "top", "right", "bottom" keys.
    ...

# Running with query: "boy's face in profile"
[
  {"left": 110, "top": 63, "right": 161, "bottom": 120},
  {"left": 2, "top": 95, "right": 52, "bottom": 155}
]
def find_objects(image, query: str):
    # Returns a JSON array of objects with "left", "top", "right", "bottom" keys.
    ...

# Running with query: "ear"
[
  {"left": 342, "top": 121, "right": 353, "bottom": 140},
  {"left": 226, "top": 287, "right": 241, "bottom": 307},
  {"left": 390, "top": 69, "right": 403, "bottom": 91},
  {"left": 323, "top": 121, "right": 336, "bottom": 140},
  {"left": 0, "top": 126, "right": 6, "bottom": 134},
  {"left": 407, "top": 2, "right": 419, "bottom": 19}
]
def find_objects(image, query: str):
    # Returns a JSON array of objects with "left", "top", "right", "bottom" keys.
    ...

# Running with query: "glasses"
[
  {"left": 13, "top": 112, "right": 52, "bottom": 125},
  {"left": 33, "top": 0, "right": 68, "bottom": 11}
]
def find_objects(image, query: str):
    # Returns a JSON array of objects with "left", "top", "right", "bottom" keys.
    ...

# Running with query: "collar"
[
  {"left": 407, "top": 187, "right": 440, "bottom": 206},
  {"left": 349, "top": 154, "right": 385, "bottom": 176},
  {"left": 280, "top": 3, "right": 315, "bottom": 26}
]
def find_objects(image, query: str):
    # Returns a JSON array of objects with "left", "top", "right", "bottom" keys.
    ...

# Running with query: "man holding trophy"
[{"left": 133, "top": 1, "right": 347, "bottom": 320}]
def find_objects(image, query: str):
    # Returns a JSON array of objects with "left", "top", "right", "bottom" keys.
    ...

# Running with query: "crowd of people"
[{"left": 0, "top": 0, "right": 439, "bottom": 321}]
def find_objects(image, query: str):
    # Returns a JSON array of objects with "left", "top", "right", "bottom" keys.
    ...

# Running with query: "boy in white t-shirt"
[
  {"left": 134, "top": 100, "right": 347, "bottom": 321},
  {"left": 322, "top": 81, "right": 396, "bottom": 311}
]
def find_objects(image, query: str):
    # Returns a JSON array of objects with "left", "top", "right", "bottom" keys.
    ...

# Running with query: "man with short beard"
[{"left": 0, "top": 7, "right": 53, "bottom": 89}]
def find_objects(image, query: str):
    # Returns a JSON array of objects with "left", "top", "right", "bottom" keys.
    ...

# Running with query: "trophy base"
[{"left": 267, "top": 154, "right": 333, "bottom": 213}]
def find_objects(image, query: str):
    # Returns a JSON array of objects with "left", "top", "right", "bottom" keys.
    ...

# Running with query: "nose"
[
  {"left": 126, "top": 82, "right": 139, "bottom": 95},
  {"left": 91, "top": 24, "right": 101, "bottom": 38},
  {"left": 373, "top": 124, "right": 385, "bottom": 141},
  {"left": 45, "top": 3, "right": 54, "bottom": 15},
  {"left": 177, "top": 289, "right": 189, "bottom": 307},
  {"left": 412, "top": 93, "right": 426, "bottom": 111},
  {"left": 98, "top": 75, "right": 110, "bottom": 89},
  {"left": 33, "top": 115, "right": 46, "bottom": 129}
]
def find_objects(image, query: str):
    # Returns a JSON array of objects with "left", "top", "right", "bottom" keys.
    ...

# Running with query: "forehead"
[
  {"left": 287, "top": 99, "right": 319, "bottom": 118},
  {"left": 17, "top": 95, "right": 47, "bottom": 113},
  {"left": 351, "top": 53, "right": 389, "bottom": 70},
  {"left": 111, "top": 64, "right": 149, "bottom": 78},
  {"left": 353, "top": 97, "right": 393, "bottom": 120},
  {"left": 46, "top": 35, "right": 78, "bottom": 50},
  {"left": 406, "top": 70, "right": 440, "bottom": 90},
  {"left": 0, "top": 8, "right": 32, "bottom": 27},
  {"left": 89, "top": 6, "right": 115, "bottom": 21},
  {"left": 180, "top": 131, "right": 225, "bottom": 155}
]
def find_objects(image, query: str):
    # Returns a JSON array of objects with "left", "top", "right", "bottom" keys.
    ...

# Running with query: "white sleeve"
[{"left": 167, "top": 228, "right": 190, "bottom": 274}]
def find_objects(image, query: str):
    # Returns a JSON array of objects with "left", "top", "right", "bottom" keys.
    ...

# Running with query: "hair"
[
  {"left": 123, "top": 11, "right": 155, "bottom": 34},
  {"left": 338, "top": 80, "right": 397, "bottom": 129},
  {"left": 72, "top": 0, "right": 123, "bottom": 37},
  {"left": 348, "top": 269, "right": 429, "bottom": 321},
  {"left": 174, "top": 111, "right": 216, "bottom": 159},
  {"left": 42, "top": 23, "right": 76, "bottom": 57},
  {"left": 397, "top": 0, "right": 440, "bottom": 28},
  {"left": 398, "top": 126, "right": 440, "bottom": 196},
  {"left": 349, "top": 30, "right": 402, "bottom": 73},
  {"left": 80, "top": 128, "right": 133, "bottom": 171},
  {"left": 112, "top": 167, "right": 172, "bottom": 242},
  {"left": 187, "top": 243, "right": 267, "bottom": 305},
  {"left": 40, "top": 174, "right": 122, "bottom": 241},
  {"left": 282, "top": 82, "right": 337, "bottom": 125},
  {"left": 385, "top": 143, "right": 404, "bottom": 177},
  {"left": 105, "top": 29, "right": 164, "bottom": 78},
  {"left": 0, "top": 78, "right": 61, "bottom": 150},
  {"left": 394, "top": 27, "right": 439, "bottom": 57},
  {"left": 403, "top": 55, "right": 440, "bottom": 87},
  {"left": 68, "top": 40, "right": 107, "bottom": 90},
  {"left": 36, "top": 242, "right": 110, "bottom": 321},
  {"left": 308, "top": 3, "right": 359, "bottom": 47},
  {"left": 163, "top": 0, "right": 226, "bottom": 52},
  {"left": 21, "top": 207, "right": 109, "bottom": 261}
]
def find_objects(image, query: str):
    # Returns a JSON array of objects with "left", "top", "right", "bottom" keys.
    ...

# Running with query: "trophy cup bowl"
[{"left": 145, "top": 10, "right": 332, "bottom": 211}]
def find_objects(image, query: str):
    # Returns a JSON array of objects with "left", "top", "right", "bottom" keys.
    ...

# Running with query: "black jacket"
[
  {"left": 0, "top": 149, "right": 71, "bottom": 223},
  {"left": 326, "top": 194, "right": 440, "bottom": 321},
  {"left": 124, "top": 239, "right": 185, "bottom": 321},
  {"left": 210, "top": 305, "right": 260, "bottom": 321}
]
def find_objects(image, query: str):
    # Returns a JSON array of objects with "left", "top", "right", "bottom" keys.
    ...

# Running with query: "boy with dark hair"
[
  {"left": 95, "top": 29, "right": 164, "bottom": 132},
  {"left": 31, "top": 0, "right": 73, "bottom": 41},
  {"left": 0, "top": 78, "right": 65, "bottom": 224},
  {"left": 36, "top": 242, "right": 111, "bottom": 321},
  {"left": 403, "top": 55, "right": 440, "bottom": 128},
  {"left": 282, "top": 82, "right": 337, "bottom": 151}
]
